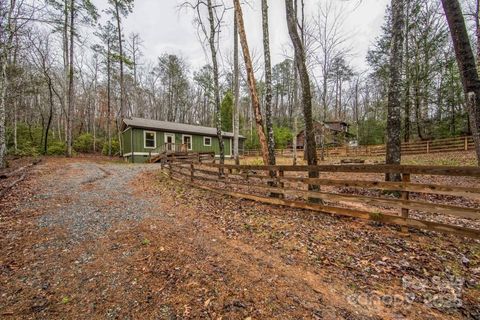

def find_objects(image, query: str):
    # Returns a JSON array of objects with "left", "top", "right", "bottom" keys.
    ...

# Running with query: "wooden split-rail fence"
[
  {"left": 243, "top": 135, "right": 475, "bottom": 158},
  {"left": 164, "top": 161, "right": 480, "bottom": 239}
]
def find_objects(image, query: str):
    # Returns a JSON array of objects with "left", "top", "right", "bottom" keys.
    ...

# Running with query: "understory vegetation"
[{"left": 1, "top": 0, "right": 477, "bottom": 166}]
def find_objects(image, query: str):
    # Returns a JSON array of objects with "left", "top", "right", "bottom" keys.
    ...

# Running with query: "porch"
[{"left": 147, "top": 143, "right": 216, "bottom": 164}]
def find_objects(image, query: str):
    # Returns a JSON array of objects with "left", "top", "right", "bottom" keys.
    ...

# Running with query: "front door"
[
  {"left": 182, "top": 135, "right": 192, "bottom": 151},
  {"left": 165, "top": 134, "right": 175, "bottom": 151}
]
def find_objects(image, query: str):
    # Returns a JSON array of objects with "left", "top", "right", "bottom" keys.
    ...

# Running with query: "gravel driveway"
[{"left": 34, "top": 162, "right": 159, "bottom": 244}]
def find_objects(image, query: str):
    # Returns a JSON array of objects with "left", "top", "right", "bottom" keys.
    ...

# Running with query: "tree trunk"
[
  {"left": 107, "top": 37, "right": 112, "bottom": 156},
  {"left": 44, "top": 77, "right": 54, "bottom": 154},
  {"left": 207, "top": 0, "right": 225, "bottom": 165},
  {"left": 234, "top": 0, "right": 269, "bottom": 165},
  {"left": 322, "top": 63, "right": 328, "bottom": 121},
  {"left": 385, "top": 0, "right": 404, "bottom": 180},
  {"left": 262, "top": 0, "right": 276, "bottom": 167},
  {"left": 66, "top": 0, "right": 75, "bottom": 157},
  {"left": 0, "top": 0, "right": 16, "bottom": 168},
  {"left": 233, "top": 13, "right": 240, "bottom": 165},
  {"left": 403, "top": 0, "right": 411, "bottom": 143},
  {"left": 0, "top": 55, "right": 8, "bottom": 169},
  {"left": 285, "top": 0, "right": 319, "bottom": 190},
  {"left": 476, "top": 0, "right": 480, "bottom": 67},
  {"left": 115, "top": 1, "right": 125, "bottom": 119},
  {"left": 93, "top": 57, "right": 98, "bottom": 152},
  {"left": 293, "top": 117, "right": 298, "bottom": 165},
  {"left": 63, "top": 0, "right": 69, "bottom": 147},
  {"left": 13, "top": 100, "right": 17, "bottom": 153},
  {"left": 441, "top": 0, "right": 480, "bottom": 165},
  {"left": 292, "top": 56, "right": 299, "bottom": 166},
  {"left": 414, "top": 83, "right": 425, "bottom": 140}
]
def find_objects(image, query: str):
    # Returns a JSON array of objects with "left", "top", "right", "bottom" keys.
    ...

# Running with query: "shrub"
[
  {"left": 274, "top": 126, "right": 293, "bottom": 149},
  {"left": 10, "top": 141, "right": 40, "bottom": 157},
  {"left": 102, "top": 139, "right": 120, "bottom": 156},
  {"left": 47, "top": 141, "right": 66, "bottom": 155},
  {"left": 221, "top": 91, "right": 233, "bottom": 131},
  {"left": 93, "top": 138, "right": 104, "bottom": 153},
  {"left": 73, "top": 133, "right": 94, "bottom": 153},
  {"left": 244, "top": 128, "right": 260, "bottom": 150}
]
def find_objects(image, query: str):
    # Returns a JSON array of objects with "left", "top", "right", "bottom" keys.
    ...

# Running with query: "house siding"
[
  {"left": 122, "top": 127, "right": 132, "bottom": 155},
  {"left": 122, "top": 128, "right": 233, "bottom": 163}
]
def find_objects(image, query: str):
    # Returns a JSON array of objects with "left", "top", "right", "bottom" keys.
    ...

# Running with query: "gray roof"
[{"left": 123, "top": 117, "right": 244, "bottom": 139}]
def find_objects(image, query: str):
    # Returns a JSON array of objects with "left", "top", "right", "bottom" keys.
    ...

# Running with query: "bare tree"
[
  {"left": 233, "top": 12, "right": 240, "bottom": 165},
  {"left": 206, "top": 0, "right": 225, "bottom": 165},
  {"left": 109, "top": 0, "right": 133, "bottom": 119},
  {"left": 312, "top": 0, "right": 350, "bottom": 122},
  {"left": 285, "top": 0, "right": 319, "bottom": 189},
  {"left": 441, "top": 0, "right": 480, "bottom": 165},
  {"left": 182, "top": 0, "right": 225, "bottom": 164},
  {"left": 0, "top": 0, "right": 18, "bottom": 168},
  {"left": 385, "top": 0, "right": 404, "bottom": 180},
  {"left": 128, "top": 32, "right": 143, "bottom": 114},
  {"left": 30, "top": 33, "right": 57, "bottom": 155},
  {"left": 234, "top": 0, "right": 269, "bottom": 165},
  {"left": 262, "top": 0, "right": 275, "bottom": 167},
  {"left": 66, "top": 0, "right": 75, "bottom": 157}
]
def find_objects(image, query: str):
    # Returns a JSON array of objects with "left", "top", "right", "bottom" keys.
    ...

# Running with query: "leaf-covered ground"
[
  {"left": 0, "top": 157, "right": 479, "bottom": 319},
  {"left": 239, "top": 150, "right": 478, "bottom": 166}
]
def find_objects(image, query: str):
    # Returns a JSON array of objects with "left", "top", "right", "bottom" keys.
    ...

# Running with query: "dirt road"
[{"left": 0, "top": 158, "right": 479, "bottom": 319}]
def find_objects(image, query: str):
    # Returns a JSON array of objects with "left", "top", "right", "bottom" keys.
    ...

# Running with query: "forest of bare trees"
[{"left": 0, "top": 0, "right": 479, "bottom": 168}]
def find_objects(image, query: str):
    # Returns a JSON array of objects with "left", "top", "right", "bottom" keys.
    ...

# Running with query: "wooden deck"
[
  {"left": 148, "top": 143, "right": 215, "bottom": 164},
  {"left": 149, "top": 151, "right": 215, "bottom": 164}
]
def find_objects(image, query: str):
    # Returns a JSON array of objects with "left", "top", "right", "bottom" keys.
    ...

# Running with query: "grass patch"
[{"left": 369, "top": 211, "right": 384, "bottom": 221}]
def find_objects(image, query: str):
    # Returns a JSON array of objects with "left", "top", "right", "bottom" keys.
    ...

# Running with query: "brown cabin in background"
[{"left": 295, "top": 121, "right": 352, "bottom": 149}]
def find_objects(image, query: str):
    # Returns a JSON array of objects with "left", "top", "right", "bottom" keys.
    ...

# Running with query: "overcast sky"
[{"left": 92, "top": 0, "right": 390, "bottom": 74}]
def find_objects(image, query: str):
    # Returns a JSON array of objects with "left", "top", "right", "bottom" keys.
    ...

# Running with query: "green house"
[{"left": 121, "top": 117, "right": 245, "bottom": 163}]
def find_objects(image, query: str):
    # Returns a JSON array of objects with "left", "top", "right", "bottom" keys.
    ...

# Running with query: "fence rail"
[
  {"left": 243, "top": 136, "right": 474, "bottom": 158},
  {"left": 164, "top": 161, "right": 480, "bottom": 239}
]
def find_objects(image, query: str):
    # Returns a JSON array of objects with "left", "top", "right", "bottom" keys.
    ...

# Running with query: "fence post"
[
  {"left": 190, "top": 163, "right": 194, "bottom": 182},
  {"left": 426, "top": 141, "right": 430, "bottom": 154},
  {"left": 278, "top": 169, "right": 285, "bottom": 199},
  {"left": 218, "top": 165, "right": 225, "bottom": 179},
  {"left": 465, "top": 136, "right": 468, "bottom": 151},
  {"left": 401, "top": 172, "right": 411, "bottom": 233}
]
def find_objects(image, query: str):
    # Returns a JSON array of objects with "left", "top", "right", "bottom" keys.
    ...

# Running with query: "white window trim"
[
  {"left": 203, "top": 136, "right": 212, "bottom": 147},
  {"left": 164, "top": 133, "right": 175, "bottom": 144},
  {"left": 182, "top": 134, "right": 193, "bottom": 151},
  {"left": 144, "top": 130, "right": 157, "bottom": 149}
]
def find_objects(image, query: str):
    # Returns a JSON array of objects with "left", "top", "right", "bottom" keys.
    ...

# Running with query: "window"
[
  {"left": 182, "top": 135, "right": 192, "bottom": 150},
  {"left": 144, "top": 131, "right": 156, "bottom": 149},
  {"left": 203, "top": 136, "right": 212, "bottom": 147}
]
